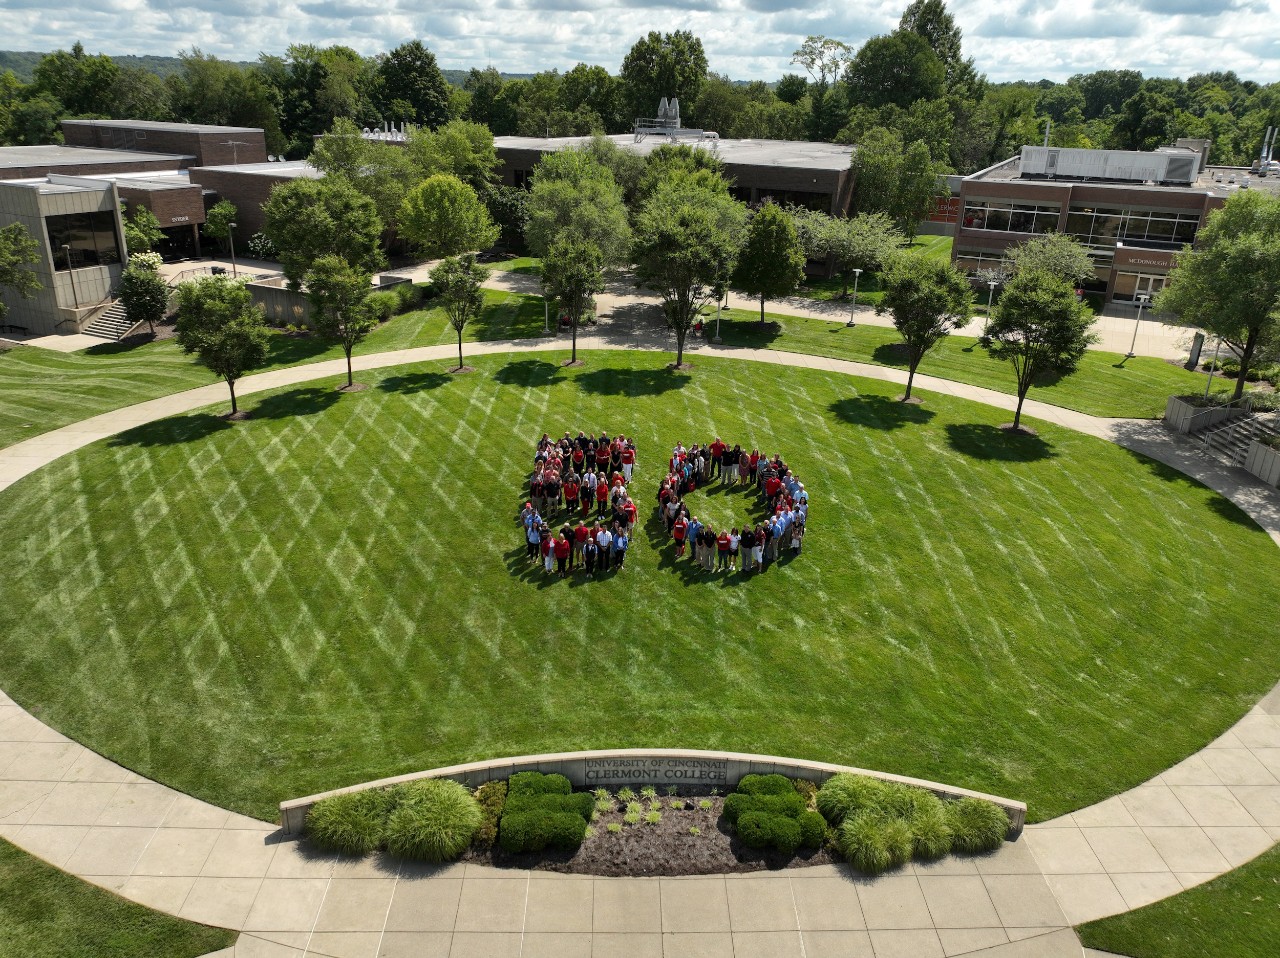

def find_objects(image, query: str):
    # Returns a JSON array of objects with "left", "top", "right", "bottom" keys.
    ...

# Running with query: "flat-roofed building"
[
  {"left": 186, "top": 161, "right": 322, "bottom": 236},
  {"left": 0, "top": 176, "right": 127, "bottom": 336},
  {"left": 493, "top": 134, "right": 856, "bottom": 215},
  {"left": 61, "top": 120, "right": 268, "bottom": 168},
  {"left": 0, "top": 144, "right": 191, "bottom": 182},
  {"left": 951, "top": 143, "right": 1279, "bottom": 303}
]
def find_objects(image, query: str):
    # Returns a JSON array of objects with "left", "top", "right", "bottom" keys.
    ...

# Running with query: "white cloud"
[{"left": 5, "top": 0, "right": 1280, "bottom": 83}]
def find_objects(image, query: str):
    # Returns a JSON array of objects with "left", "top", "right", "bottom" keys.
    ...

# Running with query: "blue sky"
[{"left": 7, "top": 0, "right": 1280, "bottom": 84}]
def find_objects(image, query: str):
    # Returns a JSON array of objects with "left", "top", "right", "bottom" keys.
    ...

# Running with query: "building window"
[
  {"left": 961, "top": 200, "right": 1060, "bottom": 234},
  {"left": 513, "top": 169, "right": 532, "bottom": 189},
  {"left": 1065, "top": 205, "right": 1200, "bottom": 252},
  {"left": 46, "top": 211, "right": 122, "bottom": 270}
]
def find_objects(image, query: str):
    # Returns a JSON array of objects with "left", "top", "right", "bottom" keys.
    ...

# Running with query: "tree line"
[{"left": 3, "top": 1, "right": 1279, "bottom": 170}]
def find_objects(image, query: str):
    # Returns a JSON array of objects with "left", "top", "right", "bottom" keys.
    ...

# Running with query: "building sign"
[
  {"left": 582, "top": 757, "right": 729, "bottom": 785},
  {"left": 1124, "top": 256, "right": 1170, "bottom": 268},
  {"left": 170, "top": 215, "right": 191, "bottom": 224}
]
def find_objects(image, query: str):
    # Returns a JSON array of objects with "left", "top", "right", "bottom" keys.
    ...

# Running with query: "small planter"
[
  {"left": 1164, "top": 395, "right": 1241, "bottom": 434},
  {"left": 1244, "top": 440, "right": 1280, "bottom": 488}
]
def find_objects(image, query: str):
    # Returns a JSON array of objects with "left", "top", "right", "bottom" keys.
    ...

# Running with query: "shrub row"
[
  {"left": 727, "top": 775, "right": 825, "bottom": 854},
  {"left": 817, "top": 774, "right": 1011, "bottom": 874},
  {"left": 498, "top": 772, "right": 590, "bottom": 854},
  {"left": 365, "top": 283, "right": 423, "bottom": 323},
  {"left": 306, "top": 779, "right": 481, "bottom": 862}
]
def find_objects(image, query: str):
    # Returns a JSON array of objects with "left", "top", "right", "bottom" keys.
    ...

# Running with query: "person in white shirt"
[
  {"left": 728, "top": 529, "right": 740, "bottom": 571},
  {"left": 596, "top": 527, "right": 613, "bottom": 571}
]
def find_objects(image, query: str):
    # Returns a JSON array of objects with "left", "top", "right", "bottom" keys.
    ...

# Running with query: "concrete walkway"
[{"left": 2, "top": 337, "right": 1279, "bottom": 957}]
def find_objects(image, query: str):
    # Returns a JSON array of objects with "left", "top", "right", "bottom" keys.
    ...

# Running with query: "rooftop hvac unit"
[{"left": 1019, "top": 146, "right": 1197, "bottom": 186}]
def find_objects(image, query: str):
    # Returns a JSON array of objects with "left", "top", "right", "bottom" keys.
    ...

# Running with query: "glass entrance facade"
[{"left": 45, "top": 210, "right": 122, "bottom": 269}]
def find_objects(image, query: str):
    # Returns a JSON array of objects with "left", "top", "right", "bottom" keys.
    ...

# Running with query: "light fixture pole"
[
  {"left": 1203, "top": 335, "right": 1223, "bottom": 400},
  {"left": 61, "top": 244, "right": 79, "bottom": 308},
  {"left": 982, "top": 280, "right": 998, "bottom": 340},
  {"left": 544, "top": 293, "right": 550, "bottom": 334},
  {"left": 713, "top": 288, "right": 725, "bottom": 343},
  {"left": 845, "top": 268, "right": 863, "bottom": 327},
  {"left": 227, "top": 222, "right": 238, "bottom": 278},
  {"left": 1126, "top": 293, "right": 1150, "bottom": 358}
]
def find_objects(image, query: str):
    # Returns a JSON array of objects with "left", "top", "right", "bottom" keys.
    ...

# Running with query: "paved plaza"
[{"left": 1, "top": 335, "right": 1278, "bottom": 957}]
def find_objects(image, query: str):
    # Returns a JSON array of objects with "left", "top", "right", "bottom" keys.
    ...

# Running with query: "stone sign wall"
[{"left": 280, "top": 748, "right": 1028, "bottom": 839}]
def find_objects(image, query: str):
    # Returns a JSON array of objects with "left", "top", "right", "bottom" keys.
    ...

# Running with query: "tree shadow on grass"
[
  {"left": 576, "top": 367, "right": 690, "bottom": 397},
  {"left": 251, "top": 386, "right": 343, "bottom": 420},
  {"left": 945, "top": 423, "right": 1056, "bottom": 462},
  {"left": 493, "top": 359, "right": 563, "bottom": 387},
  {"left": 109, "top": 413, "right": 232, "bottom": 448},
  {"left": 377, "top": 371, "right": 451, "bottom": 394},
  {"left": 828, "top": 395, "right": 936, "bottom": 431},
  {"left": 871, "top": 342, "right": 911, "bottom": 368}
]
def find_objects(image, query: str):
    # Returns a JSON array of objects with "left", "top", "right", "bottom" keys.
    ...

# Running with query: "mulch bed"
[{"left": 461, "top": 793, "right": 836, "bottom": 877}]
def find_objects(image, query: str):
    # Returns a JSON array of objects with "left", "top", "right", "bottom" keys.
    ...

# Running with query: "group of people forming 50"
[
  {"left": 659, "top": 439, "right": 808, "bottom": 573},
  {"left": 520, "top": 431, "right": 639, "bottom": 578}
]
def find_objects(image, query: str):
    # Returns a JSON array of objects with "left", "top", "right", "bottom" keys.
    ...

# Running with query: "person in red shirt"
[
  {"left": 672, "top": 514, "right": 688, "bottom": 556},
  {"left": 554, "top": 533, "right": 571, "bottom": 577},
  {"left": 596, "top": 474, "right": 609, "bottom": 517},
  {"left": 563, "top": 477, "right": 579, "bottom": 517},
  {"left": 749, "top": 449, "right": 761, "bottom": 486},
  {"left": 716, "top": 529, "right": 731, "bottom": 570},
  {"left": 621, "top": 497, "right": 637, "bottom": 535},
  {"left": 621, "top": 442, "right": 636, "bottom": 484},
  {"left": 765, "top": 473, "right": 782, "bottom": 501},
  {"left": 572, "top": 445, "right": 585, "bottom": 473},
  {"left": 709, "top": 437, "right": 725, "bottom": 481},
  {"left": 572, "top": 520, "right": 590, "bottom": 568},
  {"left": 595, "top": 442, "right": 610, "bottom": 473}
]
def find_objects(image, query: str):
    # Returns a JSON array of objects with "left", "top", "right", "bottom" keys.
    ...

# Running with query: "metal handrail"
[{"left": 1188, "top": 394, "right": 1253, "bottom": 434}]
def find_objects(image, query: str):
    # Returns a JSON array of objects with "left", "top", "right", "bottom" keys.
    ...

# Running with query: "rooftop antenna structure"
[
  {"left": 1043, "top": 118, "right": 1052, "bottom": 148},
  {"left": 633, "top": 96, "right": 719, "bottom": 148},
  {"left": 221, "top": 140, "right": 250, "bottom": 164}
]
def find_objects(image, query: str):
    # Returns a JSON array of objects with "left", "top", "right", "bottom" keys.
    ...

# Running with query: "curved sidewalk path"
[{"left": 1, "top": 338, "right": 1278, "bottom": 958}]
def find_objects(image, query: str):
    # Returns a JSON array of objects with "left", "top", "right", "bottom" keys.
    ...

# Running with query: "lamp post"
[
  {"left": 543, "top": 293, "right": 550, "bottom": 334},
  {"left": 61, "top": 244, "right": 79, "bottom": 308},
  {"left": 982, "top": 280, "right": 998, "bottom": 341},
  {"left": 1126, "top": 293, "right": 1150, "bottom": 358},
  {"left": 712, "top": 288, "right": 725, "bottom": 343},
  {"left": 227, "top": 222, "right": 238, "bottom": 278},
  {"left": 845, "top": 268, "right": 863, "bottom": 327},
  {"left": 1203, "top": 335, "right": 1223, "bottom": 400}
]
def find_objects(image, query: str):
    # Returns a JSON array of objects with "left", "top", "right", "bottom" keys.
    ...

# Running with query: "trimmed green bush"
[
  {"left": 816, "top": 774, "right": 889, "bottom": 825},
  {"left": 798, "top": 810, "right": 827, "bottom": 849},
  {"left": 723, "top": 791, "right": 806, "bottom": 824},
  {"left": 365, "top": 291, "right": 398, "bottom": 323},
  {"left": 736, "top": 811, "right": 802, "bottom": 854},
  {"left": 473, "top": 780, "right": 507, "bottom": 849},
  {"left": 383, "top": 779, "right": 482, "bottom": 862},
  {"left": 507, "top": 771, "right": 571, "bottom": 799},
  {"left": 946, "top": 798, "right": 1009, "bottom": 854},
  {"left": 505, "top": 792, "right": 594, "bottom": 819},
  {"left": 498, "top": 810, "right": 589, "bottom": 853},
  {"left": 736, "top": 773, "right": 796, "bottom": 796},
  {"left": 306, "top": 787, "right": 397, "bottom": 855},
  {"left": 909, "top": 794, "right": 953, "bottom": 860}
]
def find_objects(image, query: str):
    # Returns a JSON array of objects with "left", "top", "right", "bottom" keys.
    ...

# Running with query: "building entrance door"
[{"left": 1135, "top": 274, "right": 1165, "bottom": 300}]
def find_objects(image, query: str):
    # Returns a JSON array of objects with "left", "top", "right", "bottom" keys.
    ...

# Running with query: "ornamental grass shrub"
[
  {"left": 946, "top": 797, "right": 1010, "bottom": 854},
  {"left": 306, "top": 787, "right": 398, "bottom": 855},
  {"left": 909, "top": 795, "right": 953, "bottom": 860},
  {"left": 383, "top": 779, "right": 483, "bottom": 862},
  {"left": 816, "top": 773, "right": 890, "bottom": 825}
]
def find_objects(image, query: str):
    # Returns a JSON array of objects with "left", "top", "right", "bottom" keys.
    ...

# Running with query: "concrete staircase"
[
  {"left": 81, "top": 301, "right": 137, "bottom": 341},
  {"left": 1202, "top": 411, "right": 1280, "bottom": 465}
]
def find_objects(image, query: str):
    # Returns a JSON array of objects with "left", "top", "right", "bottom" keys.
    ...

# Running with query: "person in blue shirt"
[
  {"left": 613, "top": 528, "right": 629, "bottom": 569},
  {"left": 526, "top": 521, "right": 542, "bottom": 562}
]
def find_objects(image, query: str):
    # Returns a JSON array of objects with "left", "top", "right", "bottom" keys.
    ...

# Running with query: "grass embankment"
[
  {"left": 796, "top": 235, "right": 955, "bottom": 304},
  {"left": 713, "top": 309, "right": 1206, "bottom": 419},
  {"left": 1, "top": 351, "right": 1277, "bottom": 823},
  {"left": 1077, "top": 845, "right": 1280, "bottom": 958},
  {"left": 0, "top": 838, "right": 235, "bottom": 958}
]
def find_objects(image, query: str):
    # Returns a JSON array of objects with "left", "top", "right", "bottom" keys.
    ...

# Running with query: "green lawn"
[
  {"left": 0, "top": 290, "right": 542, "bottom": 450},
  {"left": 796, "top": 235, "right": 954, "bottom": 304},
  {"left": 1077, "top": 844, "right": 1280, "bottom": 958},
  {"left": 1, "top": 351, "right": 1277, "bottom": 824},
  {"left": 0, "top": 838, "right": 234, "bottom": 958},
  {"left": 713, "top": 309, "right": 1208, "bottom": 419}
]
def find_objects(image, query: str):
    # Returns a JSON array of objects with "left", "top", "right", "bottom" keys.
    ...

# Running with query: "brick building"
[
  {"left": 950, "top": 143, "right": 1278, "bottom": 303},
  {"left": 61, "top": 120, "right": 268, "bottom": 168}
]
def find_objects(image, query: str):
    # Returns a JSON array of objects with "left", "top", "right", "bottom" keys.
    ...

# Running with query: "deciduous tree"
[
  {"left": 876, "top": 255, "right": 973, "bottom": 401},
  {"left": 174, "top": 275, "right": 269, "bottom": 416},
  {"left": 123, "top": 205, "right": 164, "bottom": 254},
  {"left": 377, "top": 40, "right": 452, "bottom": 129},
  {"left": 0, "top": 223, "right": 41, "bottom": 324},
  {"left": 988, "top": 270, "right": 1096, "bottom": 431},
  {"left": 117, "top": 258, "right": 169, "bottom": 334},
  {"left": 262, "top": 177, "right": 385, "bottom": 288},
  {"left": 524, "top": 150, "right": 631, "bottom": 265},
  {"left": 399, "top": 174, "right": 499, "bottom": 260},
  {"left": 731, "top": 203, "right": 806, "bottom": 324},
  {"left": 1006, "top": 232, "right": 1095, "bottom": 288},
  {"left": 304, "top": 255, "right": 376, "bottom": 389},
  {"left": 542, "top": 236, "right": 605, "bottom": 365},
  {"left": 1157, "top": 191, "right": 1280, "bottom": 400},
  {"left": 430, "top": 254, "right": 489, "bottom": 372},
  {"left": 620, "top": 31, "right": 709, "bottom": 121}
]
